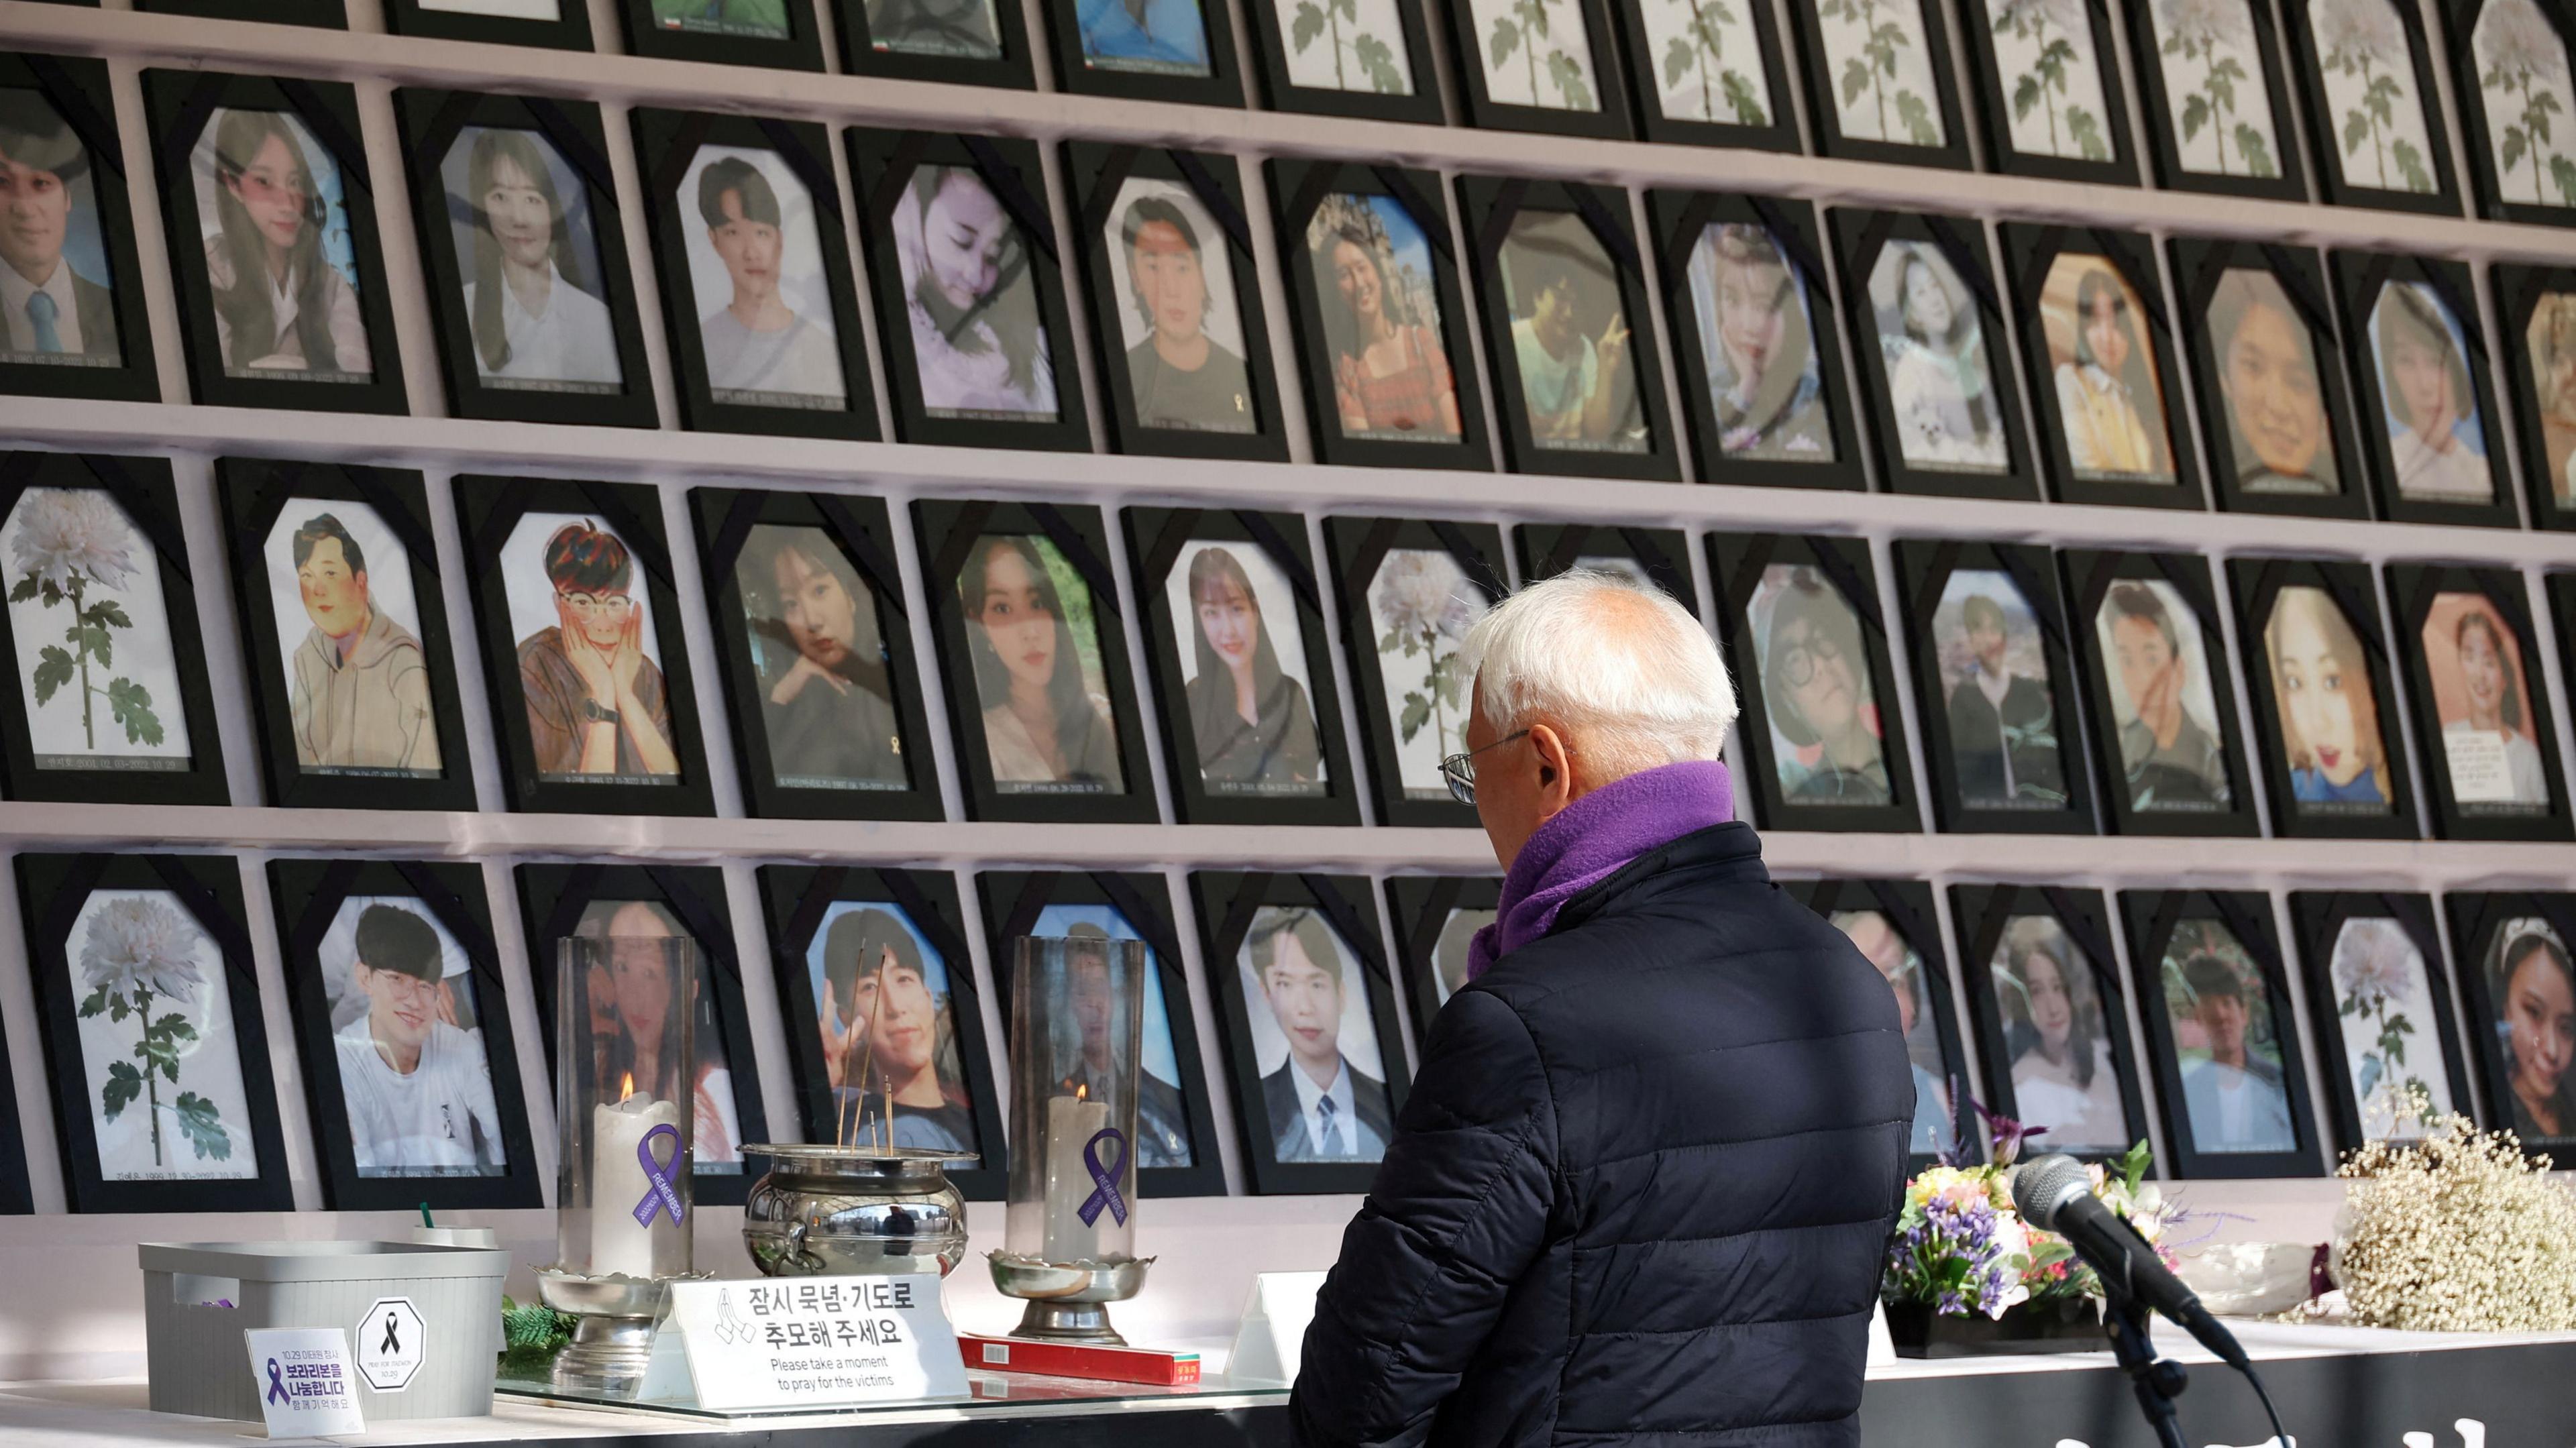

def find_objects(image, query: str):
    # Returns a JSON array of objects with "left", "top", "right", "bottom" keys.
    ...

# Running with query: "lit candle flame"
[
  {"left": 619, "top": 1072, "right": 635, "bottom": 1104},
  {"left": 1075, "top": 1082, "right": 1087, "bottom": 1102}
]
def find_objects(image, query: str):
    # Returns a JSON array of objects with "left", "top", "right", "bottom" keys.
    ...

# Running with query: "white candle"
[
  {"left": 1039, "top": 1092, "right": 1109, "bottom": 1264},
  {"left": 590, "top": 1093, "right": 683, "bottom": 1280}
]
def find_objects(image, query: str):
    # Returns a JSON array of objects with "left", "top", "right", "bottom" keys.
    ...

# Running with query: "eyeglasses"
[
  {"left": 1437, "top": 729, "right": 1529, "bottom": 807},
  {"left": 558, "top": 590, "right": 635, "bottom": 618},
  {"left": 1775, "top": 632, "right": 1846, "bottom": 687}
]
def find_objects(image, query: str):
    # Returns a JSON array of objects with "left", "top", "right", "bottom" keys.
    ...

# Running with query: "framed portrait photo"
[
  {"left": 1710, "top": 532, "right": 1919, "bottom": 834},
  {"left": 516, "top": 863, "right": 771, "bottom": 1207},
  {"left": 268, "top": 858, "right": 541, "bottom": 1213},
  {"left": 142, "top": 70, "right": 405, "bottom": 416},
  {"left": 1788, "top": 879, "right": 1972, "bottom": 1168},
  {"left": 1126, "top": 506, "right": 1359, "bottom": 827},
  {"left": 2171, "top": 237, "right": 2370, "bottom": 520},
  {"left": 2229, "top": 556, "right": 2420, "bottom": 840},
  {"left": 1325, "top": 515, "right": 1510, "bottom": 830},
  {"left": 2290, "top": 891, "right": 2475, "bottom": 1152},
  {"left": 1386, "top": 875, "right": 1499, "bottom": 1050},
  {"left": 1270, "top": 159, "right": 1491, "bottom": 472},
  {"left": 1957, "top": 0, "right": 2137, "bottom": 184},
  {"left": 633, "top": 110, "right": 874, "bottom": 442},
  {"left": 691, "top": 486, "right": 941, "bottom": 823},
  {"left": 2441, "top": 0, "right": 2576, "bottom": 227},
  {"left": 1607, "top": 0, "right": 1798, "bottom": 150},
  {"left": 2059, "top": 550, "right": 2258, "bottom": 837},
  {"left": 455, "top": 475, "right": 717, "bottom": 819},
  {"left": 1042, "top": 0, "right": 1244, "bottom": 105},
  {"left": 2125, "top": 0, "right": 2306, "bottom": 200},
  {"left": 2121, "top": 889, "right": 2322, "bottom": 1178},
  {"left": 1460, "top": 176, "right": 1678, "bottom": 481},
  {"left": 1195, "top": 871, "right": 1409, "bottom": 1196},
  {"left": 2334, "top": 254, "right": 2517, "bottom": 529},
  {"left": 1833, "top": 211, "right": 2035, "bottom": 500},
  {"left": 0, "top": 454, "right": 226, "bottom": 807},
  {"left": 853, "top": 130, "right": 1087, "bottom": 454},
  {"left": 916, "top": 499, "right": 1156, "bottom": 824},
  {"left": 1443, "top": 0, "right": 1633, "bottom": 139},
  {"left": 833, "top": 0, "right": 1038, "bottom": 88},
  {"left": 1952, "top": 883, "right": 2149, "bottom": 1163},
  {"left": 761, "top": 865, "right": 1005, "bottom": 1201},
  {"left": 384, "top": 0, "right": 595, "bottom": 48},
  {"left": 1897, "top": 539, "right": 2098, "bottom": 834},
  {"left": 136, "top": 0, "right": 343, "bottom": 23},
  {"left": 0, "top": 53, "right": 159, "bottom": 405},
  {"left": 1785, "top": 0, "right": 1975, "bottom": 168},
  {"left": 2003, "top": 225, "right": 2201, "bottom": 510},
  {"left": 2385, "top": 564, "right": 2569, "bottom": 840},
  {"left": 19, "top": 852, "right": 292, "bottom": 1214},
  {"left": 215, "top": 459, "right": 474, "bottom": 813},
  {"left": 1515, "top": 522, "right": 1697, "bottom": 610},
  {"left": 1242, "top": 0, "right": 1442, "bottom": 123},
  {"left": 1067, "top": 144, "right": 1288, "bottom": 463},
  {"left": 976, "top": 870, "right": 1226, "bottom": 1199},
  {"left": 2448, "top": 892, "right": 2576, "bottom": 1160},
  {"left": 1650, "top": 191, "right": 1860, "bottom": 491},
  {"left": 2281, "top": 0, "right": 2459, "bottom": 213},
  {"left": 2495, "top": 266, "right": 2576, "bottom": 531},
  {"left": 396, "top": 91, "right": 654, "bottom": 429},
  {"left": 615, "top": 0, "right": 826, "bottom": 68}
]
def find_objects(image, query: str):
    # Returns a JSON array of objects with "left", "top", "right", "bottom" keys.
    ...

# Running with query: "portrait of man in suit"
[
  {"left": 1939, "top": 579, "right": 2065, "bottom": 810},
  {"left": 1250, "top": 907, "right": 1391, "bottom": 1164},
  {"left": 0, "top": 89, "right": 117, "bottom": 368}
]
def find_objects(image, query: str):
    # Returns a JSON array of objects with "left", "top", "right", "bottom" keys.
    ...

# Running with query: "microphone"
[{"left": 2010, "top": 1154, "right": 2249, "bottom": 1372}]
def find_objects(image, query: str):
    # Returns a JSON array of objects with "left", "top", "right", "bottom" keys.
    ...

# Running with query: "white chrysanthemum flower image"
[
  {"left": 9, "top": 488, "right": 137, "bottom": 594},
  {"left": 2479, "top": 0, "right": 2566, "bottom": 78},
  {"left": 80, "top": 895, "right": 206, "bottom": 1004},
  {"left": 1372, "top": 549, "right": 1476, "bottom": 644},
  {"left": 2331, "top": 917, "right": 2416, "bottom": 1011},
  {"left": 2313, "top": 0, "right": 2402, "bottom": 63},
  {"left": 2159, "top": 0, "right": 2249, "bottom": 49},
  {"left": 1993, "top": 0, "right": 2080, "bottom": 32}
]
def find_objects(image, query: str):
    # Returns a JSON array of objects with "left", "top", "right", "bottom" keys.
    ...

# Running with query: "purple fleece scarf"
[{"left": 1465, "top": 759, "right": 1735, "bottom": 980}]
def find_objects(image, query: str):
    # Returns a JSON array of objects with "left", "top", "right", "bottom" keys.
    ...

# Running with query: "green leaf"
[
  {"left": 2180, "top": 93, "right": 2210, "bottom": 144},
  {"left": 78, "top": 986, "right": 112, "bottom": 1019},
  {"left": 2343, "top": 110, "right": 2370, "bottom": 156},
  {"left": 1841, "top": 56, "right": 1871, "bottom": 105},
  {"left": 154, "top": 1013, "right": 197, "bottom": 1042},
  {"left": 107, "top": 677, "right": 162, "bottom": 747},
  {"left": 1397, "top": 692, "right": 1432, "bottom": 742},
  {"left": 38, "top": 579, "right": 60, "bottom": 609},
  {"left": 2504, "top": 125, "right": 2530, "bottom": 176},
  {"left": 30, "top": 645, "right": 71, "bottom": 706},
  {"left": 6, "top": 575, "right": 36, "bottom": 604},
  {"left": 1895, "top": 89, "right": 1938, "bottom": 146},
  {"left": 1547, "top": 48, "right": 1593, "bottom": 109},
  {"left": 2068, "top": 106, "right": 2106, "bottom": 161},
  {"left": 1289, "top": 0, "right": 1324, "bottom": 50},
  {"left": 1489, "top": 15, "right": 1519, "bottom": 67},
  {"left": 1666, "top": 35, "right": 1694, "bottom": 87},
  {"left": 173, "top": 1093, "right": 233, "bottom": 1162},
  {"left": 2012, "top": 72, "right": 2041, "bottom": 120},
  {"left": 107, "top": 992, "right": 131, "bottom": 1023},
  {"left": 85, "top": 599, "right": 131, "bottom": 632},
  {"left": 1355, "top": 34, "right": 1404, "bottom": 91},
  {"left": 2235, "top": 123, "right": 2275, "bottom": 176},
  {"left": 78, "top": 624, "right": 111, "bottom": 669},
  {"left": 1721, "top": 68, "right": 1767, "bottom": 124},
  {"left": 101, "top": 1060, "right": 141, "bottom": 1120},
  {"left": 2552, "top": 153, "right": 2576, "bottom": 207},
  {"left": 2391, "top": 136, "right": 2432, "bottom": 192}
]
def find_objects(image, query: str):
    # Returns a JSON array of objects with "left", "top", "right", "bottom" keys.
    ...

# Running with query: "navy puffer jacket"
[{"left": 1290, "top": 822, "right": 1913, "bottom": 1448}]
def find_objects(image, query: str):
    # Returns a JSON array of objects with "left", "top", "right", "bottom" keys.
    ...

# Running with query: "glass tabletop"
[{"left": 494, "top": 1363, "right": 1290, "bottom": 1422}]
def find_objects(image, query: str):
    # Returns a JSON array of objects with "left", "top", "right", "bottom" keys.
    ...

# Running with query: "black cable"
[{"left": 2245, "top": 1362, "right": 2291, "bottom": 1448}]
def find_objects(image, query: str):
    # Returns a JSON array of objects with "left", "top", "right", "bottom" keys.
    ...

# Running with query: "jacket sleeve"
[{"left": 1289, "top": 989, "right": 1556, "bottom": 1448}]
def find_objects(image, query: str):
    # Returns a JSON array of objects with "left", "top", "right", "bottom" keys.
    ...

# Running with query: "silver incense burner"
[{"left": 740, "top": 1145, "right": 974, "bottom": 1278}]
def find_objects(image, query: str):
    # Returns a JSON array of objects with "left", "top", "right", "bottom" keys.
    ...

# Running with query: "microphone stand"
[{"left": 2099, "top": 1271, "right": 2190, "bottom": 1448}]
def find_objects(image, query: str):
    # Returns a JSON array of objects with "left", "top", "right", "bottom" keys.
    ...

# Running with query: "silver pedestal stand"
[
  {"left": 986, "top": 1254, "right": 1155, "bottom": 1345},
  {"left": 533, "top": 1268, "right": 708, "bottom": 1396}
]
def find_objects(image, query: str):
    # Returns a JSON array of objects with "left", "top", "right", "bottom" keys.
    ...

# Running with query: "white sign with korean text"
[
  {"left": 667, "top": 1275, "right": 966, "bottom": 1412},
  {"left": 244, "top": 1327, "right": 365, "bottom": 1438}
]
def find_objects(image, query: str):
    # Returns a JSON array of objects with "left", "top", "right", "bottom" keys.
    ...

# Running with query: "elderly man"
[{"left": 1291, "top": 571, "right": 1913, "bottom": 1448}]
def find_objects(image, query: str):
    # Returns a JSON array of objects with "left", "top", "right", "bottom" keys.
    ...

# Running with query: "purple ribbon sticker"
[
  {"left": 264, "top": 1357, "right": 288, "bottom": 1406},
  {"left": 1077, "top": 1127, "right": 1128, "bottom": 1228},
  {"left": 631, "top": 1121, "right": 686, "bottom": 1227}
]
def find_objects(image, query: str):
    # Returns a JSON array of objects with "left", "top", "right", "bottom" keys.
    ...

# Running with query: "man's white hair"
[{"left": 1460, "top": 569, "right": 1736, "bottom": 781}]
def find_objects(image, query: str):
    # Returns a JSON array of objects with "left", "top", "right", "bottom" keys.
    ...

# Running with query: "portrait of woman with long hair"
[
  {"left": 735, "top": 524, "right": 905, "bottom": 791},
  {"left": 2489, "top": 921, "right": 2576, "bottom": 1144},
  {"left": 1689, "top": 223, "right": 1830, "bottom": 461},
  {"left": 1175, "top": 543, "right": 1323, "bottom": 793},
  {"left": 2049, "top": 260, "right": 2171, "bottom": 483},
  {"left": 1311, "top": 199, "right": 1461, "bottom": 443},
  {"left": 896, "top": 164, "right": 1057, "bottom": 420},
  {"left": 1756, "top": 568, "right": 1886, "bottom": 804},
  {"left": 198, "top": 108, "right": 371, "bottom": 378},
  {"left": 582, "top": 899, "right": 741, "bottom": 1168},
  {"left": 2372, "top": 282, "right": 2492, "bottom": 502},
  {"left": 1876, "top": 243, "right": 2006, "bottom": 470},
  {"left": 1994, "top": 915, "right": 2126, "bottom": 1152},
  {"left": 959, "top": 535, "right": 1122, "bottom": 790},
  {"left": 2432, "top": 600, "right": 2548, "bottom": 807},
  {"left": 452, "top": 127, "right": 619, "bottom": 388},
  {"left": 2264, "top": 585, "right": 2390, "bottom": 808}
]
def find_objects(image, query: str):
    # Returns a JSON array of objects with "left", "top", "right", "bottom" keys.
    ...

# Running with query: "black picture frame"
[
  {"left": 515, "top": 862, "right": 771, "bottom": 1207},
  {"left": 1458, "top": 174, "right": 1681, "bottom": 482},
  {"left": 1041, "top": 0, "right": 1245, "bottom": 105},
  {"left": 614, "top": 0, "right": 826, "bottom": 69},
  {"left": 2288, "top": 889, "right": 2477, "bottom": 1154},
  {"left": 215, "top": 458, "right": 476, "bottom": 814},
  {"left": 632, "top": 108, "right": 876, "bottom": 443},
  {"left": 1784, "top": 0, "right": 1977, "bottom": 169},
  {"left": 1324, "top": 514, "right": 1511, "bottom": 830},
  {"left": 0, "top": 453, "right": 227, "bottom": 807},
  {"left": 1607, "top": 0, "right": 1800, "bottom": 150},
  {"left": 2001, "top": 223, "right": 2205, "bottom": 510},
  {"left": 2170, "top": 237, "right": 2372, "bottom": 520},
  {"left": 2280, "top": 0, "right": 2461, "bottom": 214},
  {"left": 1385, "top": 874, "right": 1500, "bottom": 1052},
  {"left": 759, "top": 865, "right": 1007, "bottom": 1202},
  {"left": 2385, "top": 562, "right": 2571, "bottom": 840},
  {"left": 2121, "top": 889, "right": 2324, "bottom": 1179},
  {"left": 142, "top": 69, "right": 407, "bottom": 416},
  {"left": 0, "top": 52, "right": 159, "bottom": 405},
  {"left": 1955, "top": 0, "right": 2139, "bottom": 184},
  {"left": 1709, "top": 531, "right": 1921, "bottom": 834},
  {"left": 2443, "top": 889, "right": 2576, "bottom": 1162},
  {"left": 2493, "top": 264, "right": 2576, "bottom": 532},
  {"left": 2227, "top": 555, "right": 2422, "bottom": 840},
  {"left": 19, "top": 852, "right": 294, "bottom": 1214},
  {"left": 690, "top": 486, "right": 943, "bottom": 824},
  {"left": 1648, "top": 190, "right": 1863, "bottom": 492},
  {"left": 384, "top": 0, "right": 596, "bottom": 48},
  {"left": 1831, "top": 209, "right": 2037, "bottom": 500},
  {"left": 137, "top": 0, "right": 345, "bottom": 23},
  {"left": 2124, "top": 0, "right": 2309, "bottom": 201},
  {"left": 915, "top": 498, "right": 1158, "bottom": 825},
  {"left": 2332, "top": 251, "right": 2520, "bottom": 529},
  {"left": 1951, "top": 882, "right": 2151, "bottom": 1164},
  {"left": 973, "top": 869, "right": 1228, "bottom": 1199},
  {"left": 1515, "top": 522, "right": 1699, "bottom": 611},
  {"left": 851, "top": 129, "right": 1089, "bottom": 454},
  {"left": 1066, "top": 143, "right": 1290, "bottom": 463},
  {"left": 830, "top": 0, "right": 1039, "bottom": 89},
  {"left": 1240, "top": 0, "right": 1445, "bottom": 123},
  {"left": 1269, "top": 158, "right": 1493, "bottom": 472},
  {"left": 395, "top": 89, "right": 656, "bottom": 430},
  {"left": 1194, "top": 870, "right": 1409, "bottom": 1196},
  {"left": 1785, "top": 877, "right": 1974, "bottom": 1170},
  {"left": 2059, "top": 549, "right": 2261, "bottom": 838},
  {"left": 454, "top": 474, "right": 718, "bottom": 819},
  {"left": 1896, "top": 537, "right": 2099, "bottom": 835},
  {"left": 1442, "top": 0, "right": 1633, "bottom": 138},
  {"left": 0, "top": 997, "right": 28, "bottom": 1213},
  {"left": 2439, "top": 0, "right": 2576, "bottom": 228},
  {"left": 1124, "top": 505, "right": 1360, "bottom": 827},
  {"left": 267, "top": 857, "right": 543, "bottom": 1213}
]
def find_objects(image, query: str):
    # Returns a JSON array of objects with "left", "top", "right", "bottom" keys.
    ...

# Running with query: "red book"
[{"left": 959, "top": 1333, "right": 1203, "bottom": 1387}]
